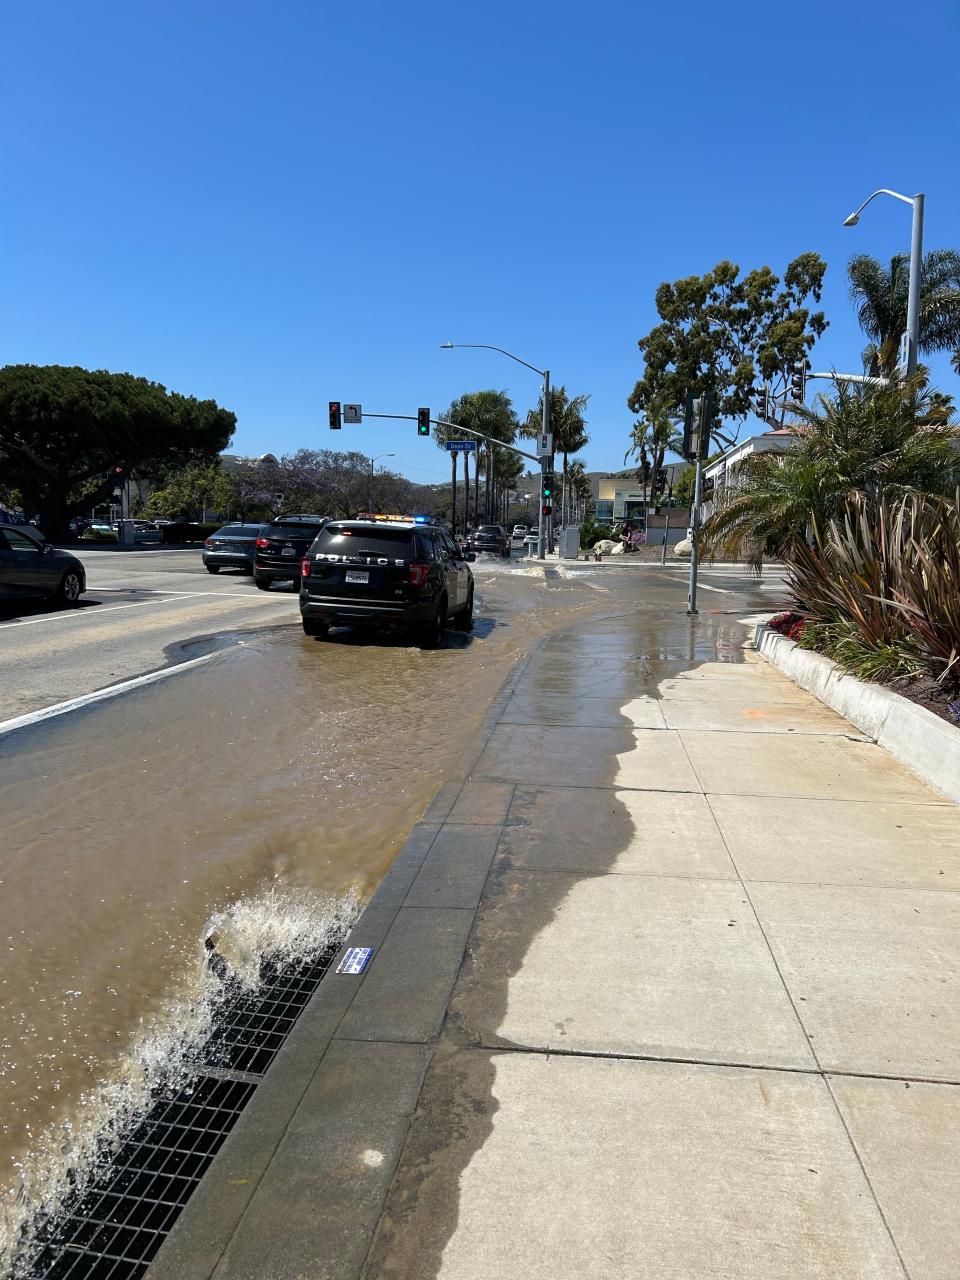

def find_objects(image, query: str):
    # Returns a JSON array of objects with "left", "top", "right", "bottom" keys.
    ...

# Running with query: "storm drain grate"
[
  {"left": 196, "top": 949, "right": 339, "bottom": 1076},
  {"left": 24, "top": 940, "right": 345, "bottom": 1280}
]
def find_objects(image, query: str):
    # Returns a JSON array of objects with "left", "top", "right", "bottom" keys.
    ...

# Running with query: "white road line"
[
  {"left": 694, "top": 583, "right": 732, "bottom": 594},
  {"left": 0, "top": 595, "right": 193, "bottom": 629},
  {"left": 89, "top": 587, "right": 294, "bottom": 600},
  {"left": 0, "top": 653, "right": 219, "bottom": 737}
]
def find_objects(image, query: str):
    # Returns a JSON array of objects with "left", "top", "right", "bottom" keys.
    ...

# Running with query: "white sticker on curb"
[{"left": 336, "top": 946, "right": 373, "bottom": 975}]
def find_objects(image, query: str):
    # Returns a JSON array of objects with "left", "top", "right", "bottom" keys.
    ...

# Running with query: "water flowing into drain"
[{"left": 6, "top": 886, "right": 358, "bottom": 1279}]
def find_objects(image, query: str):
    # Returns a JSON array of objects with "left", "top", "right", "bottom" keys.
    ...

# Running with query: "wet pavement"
[
  {"left": 5, "top": 553, "right": 733, "bottom": 1270},
  {"left": 140, "top": 575, "right": 960, "bottom": 1280}
]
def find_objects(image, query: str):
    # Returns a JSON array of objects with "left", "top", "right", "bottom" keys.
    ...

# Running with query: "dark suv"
[
  {"left": 254, "top": 516, "right": 328, "bottom": 590},
  {"left": 299, "top": 517, "right": 475, "bottom": 646},
  {"left": 469, "top": 524, "right": 510, "bottom": 557}
]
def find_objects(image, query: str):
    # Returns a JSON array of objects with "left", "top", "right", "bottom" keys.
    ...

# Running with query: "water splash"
[{"left": 2, "top": 884, "right": 358, "bottom": 1276}]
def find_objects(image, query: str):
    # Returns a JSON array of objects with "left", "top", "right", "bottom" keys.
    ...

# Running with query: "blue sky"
[{"left": 3, "top": 0, "right": 959, "bottom": 483}]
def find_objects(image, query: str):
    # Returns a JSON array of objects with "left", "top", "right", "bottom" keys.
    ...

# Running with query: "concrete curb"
[{"left": 755, "top": 623, "right": 960, "bottom": 806}]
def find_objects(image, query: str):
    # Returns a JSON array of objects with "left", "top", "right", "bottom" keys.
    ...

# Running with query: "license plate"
[
  {"left": 345, "top": 569, "right": 369, "bottom": 584},
  {"left": 281, "top": 547, "right": 295, "bottom": 557}
]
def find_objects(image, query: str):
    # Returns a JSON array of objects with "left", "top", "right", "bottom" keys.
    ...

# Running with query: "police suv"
[{"left": 299, "top": 515, "right": 476, "bottom": 646}]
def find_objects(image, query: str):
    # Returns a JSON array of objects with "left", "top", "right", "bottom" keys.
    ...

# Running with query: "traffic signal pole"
[{"left": 538, "top": 370, "right": 550, "bottom": 560}]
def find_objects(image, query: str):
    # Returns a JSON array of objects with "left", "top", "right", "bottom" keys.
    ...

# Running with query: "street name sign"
[
  {"left": 343, "top": 403, "right": 362, "bottom": 424},
  {"left": 445, "top": 440, "right": 476, "bottom": 452}
]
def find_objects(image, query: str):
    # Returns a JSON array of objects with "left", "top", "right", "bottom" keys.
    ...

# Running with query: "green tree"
[
  {"left": 520, "top": 386, "right": 589, "bottom": 524},
  {"left": 146, "top": 462, "right": 239, "bottom": 521},
  {"left": 631, "top": 254, "right": 828, "bottom": 439},
  {"left": 438, "top": 390, "right": 518, "bottom": 528},
  {"left": 0, "top": 365, "right": 235, "bottom": 537},
  {"left": 700, "top": 377, "right": 960, "bottom": 568},
  {"left": 848, "top": 250, "right": 960, "bottom": 377},
  {"left": 625, "top": 392, "right": 683, "bottom": 507}
]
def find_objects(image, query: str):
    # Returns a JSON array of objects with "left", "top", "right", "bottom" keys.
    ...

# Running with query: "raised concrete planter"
[{"left": 756, "top": 623, "right": 960, "bottom": 806}]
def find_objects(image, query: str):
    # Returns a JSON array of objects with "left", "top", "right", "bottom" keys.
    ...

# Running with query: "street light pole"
[
  {"left": 843, "top": 188, "right": 925, "bottom": 377},
  {"left": 540, "top": 369, "right": 550, "bottom": 560},
  {"left": 369, "top": 451, "right": 395, "bottom": 511},
  {"left": 440, "top": 342, "right": 550, "bottom": 560}
]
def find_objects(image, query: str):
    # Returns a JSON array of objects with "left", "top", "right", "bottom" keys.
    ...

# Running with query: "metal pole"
[
  {"left": 905, "top": 192, "right": 924, "bottom": 377},
  {"left": 661, "top": 488, "right": 672, "bottom": 565},
  {"left": 537, "top": 371, "right": 550, "bottom": 559},
  {"left": 451, "top": 451, "right": 457, "bottom": 540},
  {"left": 687, "top": 458, "right": 704, "bottom": 615}
]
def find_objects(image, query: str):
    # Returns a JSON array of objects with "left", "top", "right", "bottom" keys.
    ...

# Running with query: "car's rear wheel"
[
  {"left": 206, "top": 564, "right": 221, "bottom": 574},
  {"left": 302, "top": 617, "right": 329, "bottom": 638},
  {"left": 254, "top": 577, "right": 271, "bottom": 590},
  {"left": 454, "top": 587, "right": 474, "bottom": 630},
  {"left": 419, "top": 597, "right": 447, "bottom": 649},
  {"left": 57, "top": 570, "right": 83, "bottom": 606}
]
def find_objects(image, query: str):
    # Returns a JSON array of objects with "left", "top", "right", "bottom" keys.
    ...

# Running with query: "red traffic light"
[
  {"left": 541, "top": 504, "right": 552, "bottom": 516},
  {"left": 329, "top": 401, "right": 342, "bottom": 430},
  {"left": 113, "top": 465, "right": 124, "bottom": 475}
]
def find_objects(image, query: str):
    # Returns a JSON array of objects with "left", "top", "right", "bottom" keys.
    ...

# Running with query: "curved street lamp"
[
  {"left": 843, "top": 188, "right": 925, "bottom": 377},
  {"left": 440, "top": 342, "right": 550, "bottom": 559}
]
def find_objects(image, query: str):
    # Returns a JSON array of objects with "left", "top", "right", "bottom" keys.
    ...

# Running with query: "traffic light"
[
  {"left": 329, "top": 401, "right": 342, "bottom": 430},
  {"left": 417, "top": 407, "right": 430, "bottom": 436},
  {"left": 755, "top": 387, "right": 769, "bottom": 420},
  {"left": 542, "top": 473, "right": 555, "bottom": 500},
  {"left": 789, "top": 362, "right": 807, "bottom": 404},
  {"left": 654, "top": 468, "right": 667, "bottom": 495},
  {"left": 112, "top": 464, "right": 125, "bottom": 478},
  {"left": 541, "top": 504, "right": 552, "bottom": 516},
  {"left": 682, "top": 391, "right": 712, "bottom": 460}
]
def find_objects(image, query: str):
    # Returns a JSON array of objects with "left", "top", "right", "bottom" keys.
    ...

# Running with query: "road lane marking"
[
  {"left": 0, "top": 653, "right": 220, "bottom": 737},
  {"left": 0, "top": 595, "right": 194, "bottom": 629},
  {"left": 89, "top": 587, "right": 295, "bottom": 599}
]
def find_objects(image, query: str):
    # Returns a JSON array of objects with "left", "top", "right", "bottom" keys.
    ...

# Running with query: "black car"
[
  {"left": 203, "top": 523, "right": 266, "bottom": 574},
  {"left": 0, "top": 525, "right": 86, "bottom": 605},
  {"left": 299, "top": 517, "right": 475, "bottom": 646},
  {"left": 470, "top": 524, "right": 510, "bottom": 557},
  {"left": 254, "top": 516, "right": 328, "bottom": 590}
]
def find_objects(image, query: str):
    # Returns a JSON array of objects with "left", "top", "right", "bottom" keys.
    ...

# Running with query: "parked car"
[
  {"left": 469, "top": 524, "right": 510, "bottom": 557},
  {"left": 202, "top": 523, "right": 266, "bottom": 574},
  {"left": 299, "top": 515, "right": 475, "bottom": 646},
  {"left": 254, "top": 515, "right": 328, "bottom": 590},
  {"left": 511, "top": 524, "right": 529, "bottom": 539},
  {"left": 0, "top": 525, "right": 86, "bottom": 604}
]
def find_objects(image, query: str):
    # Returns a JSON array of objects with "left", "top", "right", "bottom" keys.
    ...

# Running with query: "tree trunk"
[{"left": 463, "top": 453, "right": 470, "bottom": 532}]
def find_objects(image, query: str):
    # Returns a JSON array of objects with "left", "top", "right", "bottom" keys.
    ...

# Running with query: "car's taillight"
[
  {"left": 408, "top": 562, "right": 430, "bottom": 586},
  {"left": 301, "top": 557, "right": 311, "bottom": 578},
  {"left": 255, "top": 537, "right": 270, "bottom": 548},
  {"left": 204, "top": 539, "right": 214, "bottom": 546}
]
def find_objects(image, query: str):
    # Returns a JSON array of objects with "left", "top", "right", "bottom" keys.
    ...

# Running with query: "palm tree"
[
  {"left": 567, "top": 459, "right": 591, "bottom": 524},
  {"left": 520, "top": 386, "right": 589, "bottom": 525},
  {"left": 437, "top": 390, "right": 518, "bottom": 533},
  {"left": 848, "top": 250, "right": 960, "bottom": 377},
  {"left": 626, "top": 393, "right": 683, "bottom": 507},
  {"left": 699, "top": 376, "right": 960, "bottom": 568}
]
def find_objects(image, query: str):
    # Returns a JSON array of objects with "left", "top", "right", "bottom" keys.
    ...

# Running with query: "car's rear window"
[
  {"left": 214, "top": 525, "right": 259, "bottom": 537},
  {"left": 314, "top": 525, "right": 416, "bottom": 556},
  {"left": 264, "top": 522, "right": 324, "bottom": 538},
  {"left": 477, "top": 526, "right": 502, "bottom": 535}
]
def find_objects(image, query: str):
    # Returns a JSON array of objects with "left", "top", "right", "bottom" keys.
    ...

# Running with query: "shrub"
[
  {"left": 579, "top": 519, "right": 612, "bottom": 546},
  {"left": 783, "top": 491, "right": 960, "bottom": 692}
]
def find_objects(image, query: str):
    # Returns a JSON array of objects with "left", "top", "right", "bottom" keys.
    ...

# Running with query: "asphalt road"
[
  {"left": 0, "top": 545, "right": 790, "bottom": 724},
  {"left": 0, "top": 548, "right": 299, "bottom": 720}
]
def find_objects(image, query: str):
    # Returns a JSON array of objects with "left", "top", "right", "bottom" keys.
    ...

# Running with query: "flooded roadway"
[{"left": 0, "top": 557, "right": 632, "bottom": 1267}]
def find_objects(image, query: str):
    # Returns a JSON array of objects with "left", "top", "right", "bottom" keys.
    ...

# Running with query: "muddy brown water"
[{"left": 0, "top": 563, "right": 623, "bottom": 1265}]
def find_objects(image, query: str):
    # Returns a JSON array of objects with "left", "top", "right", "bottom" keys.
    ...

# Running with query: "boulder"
[{"left": 673, "top": 538, "right": 693, "bottom": 559}]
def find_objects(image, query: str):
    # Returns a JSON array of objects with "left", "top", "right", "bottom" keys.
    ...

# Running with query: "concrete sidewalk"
[{"left": 152, "top": 614, "right": 960, "bottom": 1280}]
